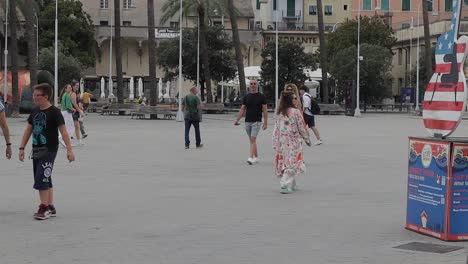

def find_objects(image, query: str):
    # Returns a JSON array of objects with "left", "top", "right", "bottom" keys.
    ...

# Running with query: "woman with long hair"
[
  {"left": 59, "top": 84, "right": 75, "bottom": 146},
  {"left": 284, "top": 84, "right": 302, "bottom": 110},
  {"left": 272, "top": 91, "right": 311, "bottom": 194}
]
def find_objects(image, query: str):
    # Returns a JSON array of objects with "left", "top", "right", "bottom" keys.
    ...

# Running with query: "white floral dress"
[{"left": 272, "top": 108, "right": 310, "bottom": 185}]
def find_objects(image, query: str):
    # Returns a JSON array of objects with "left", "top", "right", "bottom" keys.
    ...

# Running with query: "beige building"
[
  {"left": 79, "top": 0, "right": 256, "bottom": 100},
  {"left": 303, "top": 0, "right": 352, "bottom": 28}
]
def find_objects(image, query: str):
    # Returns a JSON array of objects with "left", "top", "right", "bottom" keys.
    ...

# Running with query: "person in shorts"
[
  {"left": 0, "top": 100, "right": 12, "bottom": 159},
  {"left": 234, "top": 80, "right": 268, "bottom": 165},
  {"left": 71, "top": 81, "right": 83, "bottom": 145},
  {"left": 19, "top": 83, "right": 75, "bottom": 220},
  {"left": 299, "top": 86, "right": 323, "bottom": 145}
]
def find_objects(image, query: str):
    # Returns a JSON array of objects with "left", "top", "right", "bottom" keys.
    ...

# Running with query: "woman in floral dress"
[{"left": 272, "top": 91, "right": 311, "bottom": 194}]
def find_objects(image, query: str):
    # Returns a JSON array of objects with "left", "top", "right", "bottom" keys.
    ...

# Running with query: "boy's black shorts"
[
  {"left": 32, "top": 151, "right": 57, "bottom": 190},
  {"left": 303, "top": 113, "right": 315, "bottom": 128}
]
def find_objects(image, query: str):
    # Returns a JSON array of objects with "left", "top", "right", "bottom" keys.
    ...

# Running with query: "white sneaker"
[
  {"left": 314, "top": 139, "right": 323, "bottom": 145},
  {"left": 252, "top": 157, "right": 259, "bottom": 164},
  {"left": 247, "top": 157, "right": 254, "bottom": 165},
  {"left": 79, "top": 140, "right": 85, "bottom": 146}
]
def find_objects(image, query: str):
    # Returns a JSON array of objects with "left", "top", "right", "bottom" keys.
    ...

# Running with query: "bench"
[
  {"left": 101, "top": 103, "right": 137, "bottom": 115},
  {"left": 130, "top": 105, "right": 176, "bottom": 120},
  {"left": 88, "top": 101, "right": 109, "bottom": 113},
  {"left": 202, "top": 103, "right": 226, "bottom": 114}
]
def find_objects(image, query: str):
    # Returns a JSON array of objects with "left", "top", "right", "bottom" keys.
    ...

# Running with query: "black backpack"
[{"left": 304, "top": 94, "right": 320, "bottom": 115}]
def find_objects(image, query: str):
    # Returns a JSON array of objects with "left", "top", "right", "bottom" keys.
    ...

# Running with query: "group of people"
[
  {"left": 59, "top": 81, "right": 90, "bottom": 147},
  {"left": 1, "top": 83, "right": 75, "bottom": 220},
  {"left": 184, "top": 79, "right": 323, "bottom": 194}
]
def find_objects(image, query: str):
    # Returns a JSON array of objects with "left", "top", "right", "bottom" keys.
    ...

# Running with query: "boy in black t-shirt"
[{"left": 19, "top": 83, "right": 75, "bottom": 220}]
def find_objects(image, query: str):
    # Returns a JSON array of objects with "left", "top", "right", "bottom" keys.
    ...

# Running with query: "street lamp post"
[
  {"left": 354, "top": 0, "right": 361, "bottom": 117},
  {"left": 221, "top": 14, "right": 224, "bottom": 104},
  {"left": 197, "top": 15, "right": 200, "bottom": 90},
  {"left": 275, "top": 9, "right": 279, "bottom": 113},
  {"left": 176, "top": 0, "right": 184, "bottom": 122},
  {"left": 3, "top": 0, "right": 9, "bottom": 104},
  {"left": 108, "top": 1, "right": 115, "bottom": 99},
  {"left": 415, "top": 4, "right": 421, "bottom": 111},
  {"left": 54, "top": 0, "right": 58, "bottom": 106}
]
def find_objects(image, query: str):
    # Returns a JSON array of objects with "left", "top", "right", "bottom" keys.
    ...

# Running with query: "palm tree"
[
  {"left": 227, "top": 0, "right": 246, "bottom": 97},
  {"left": 22, "top": 0, "right": 38, "bottom": 87},
  {"left": 161, "top": 0, "right": 225, "bottom": 103},
  {"left": 114, "top": 0, "right": 124, "bottom": 103},
  {"left": 422, "top": 0, "right": 432, "bottom": 80},
  {"left": 316, "top": 0, "right": 328, "bottom": 103},
  {"left": 147, "top": 0, "right": 157, "bottom": 105},
  {"left": 9, "top": 0, "right": 19, "bottom": 116}
]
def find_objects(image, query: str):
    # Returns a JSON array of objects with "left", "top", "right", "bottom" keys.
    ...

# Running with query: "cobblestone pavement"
[{"left": 1, "top": 113, "right": 468, "bottom": 264}]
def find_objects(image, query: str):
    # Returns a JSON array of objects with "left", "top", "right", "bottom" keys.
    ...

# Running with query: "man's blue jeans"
[{"left": 185, "top": 119, "right": 201, "bottom": 147}]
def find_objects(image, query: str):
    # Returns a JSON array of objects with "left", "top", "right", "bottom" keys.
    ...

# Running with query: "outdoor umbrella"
[
  {"left": 100, "top": 77, "right": 106, "bottom": 98},
  {"left": 138, "top": 77, "right": 144, "bottom": 97},
  {"left": 129, "top": 77, "right": 135, "bottom": 101}
]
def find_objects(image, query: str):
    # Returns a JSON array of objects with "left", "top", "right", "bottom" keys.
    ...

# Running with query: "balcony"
[{"left": 263, "top": 22, "right": 337, "bottom": 32}]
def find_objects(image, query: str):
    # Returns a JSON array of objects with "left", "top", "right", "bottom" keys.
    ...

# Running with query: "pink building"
[{"left": 350, "top": 0, "right": 468, "bottom": 29}]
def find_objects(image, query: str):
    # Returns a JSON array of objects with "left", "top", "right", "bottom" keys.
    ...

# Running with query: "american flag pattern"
[{"left": 423, "top": 0, "right": 468, "bottom": 137}]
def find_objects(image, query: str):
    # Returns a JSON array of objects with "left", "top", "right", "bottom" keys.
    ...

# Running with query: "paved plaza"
[{"left": 2, "top": 112, "right": 468, "bottom": 264}]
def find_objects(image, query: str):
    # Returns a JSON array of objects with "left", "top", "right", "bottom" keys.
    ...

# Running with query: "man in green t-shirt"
[{"left": 182, "top": 87, "right": 202, "bottom": 149}]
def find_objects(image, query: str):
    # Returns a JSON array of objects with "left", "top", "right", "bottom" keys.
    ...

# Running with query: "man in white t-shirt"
[
  {"left": 0, "top": 100, "right": 12, "bottom": 159},
  {"left": 299, "top": 86, "right": 322, "bottom": 145}
]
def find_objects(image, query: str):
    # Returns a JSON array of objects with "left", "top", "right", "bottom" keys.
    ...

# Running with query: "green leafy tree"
[
  {"left": 156, "top": 26, "right": 236, "bottom": 102},
  {"left": 161, "top": 0, "right": 227, "bottom": 103},
  {"left": 327, "top": 16, "right": 396, "bottom": 62},
  {"left": 38, "top": 46, "right": 83, "bottom": 103},
  {"left": 38, "top": 0, "right": 95, "bottom": 67},
  {"left": 330, "top": 43, "right": 393, "bottom": 103},
  {"left": 260, "top": 40, "right": 316, "bottom": 101}
]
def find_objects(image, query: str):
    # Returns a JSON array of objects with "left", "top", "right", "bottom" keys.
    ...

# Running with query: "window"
[
  {"left": 100, "top": 20, "right": 109, "bottom": 26},
  {"left": 287, "top": 0, "right": 295, "bottom": 17},
  {"left": 445, "top": 0, "right": 453, "bottom": 11},
  {"left": 273, "top": 0, "right": 277, "bottom": 10},
  {"left": 381, "top": 0, "right": 389, "bottom": 11},
  {"left": 123, "top": 21, "right": 131, "bottom": 26},
  {"left": 427, "top": 0, "right": 433, "bottom": 11},
  {"left": 363, "top": 0, "right": 371, "bottom": 10},
  {"left": 324, "top": 5, "right": 332, "bottom": 16},
  {"left": 123, "top": 0, "right": 133, "bottom": 9},
  {"left": 309, "top": 5, "right": 317, "bottom": 15},
  {"left": 170, "top": 21, "right": 179, "bottom": 28},
  {"left": 401, "top": 23, "right": 411, "bottom": 29},
  {"left": 256, "top": 0, "right": 260, "bottom": 10},
  {"left": 344, "top": 4, "right": 348, "bottom": 11},
  {"left": 213, "top": 21, "right": 222, "bottom": 26},
  {"left": 100, "top": 0, "right": 108, "bottom": 9},
  {"left": 398, "top": 49, "right": 402, "bottom": 65},
  {"left": 402, "top": 0, "right": 410, "bottom": 11}
]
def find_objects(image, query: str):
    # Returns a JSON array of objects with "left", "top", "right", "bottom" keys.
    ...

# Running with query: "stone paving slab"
[{"left": 1, "top": 113, "right": 468, "bottom": 264}]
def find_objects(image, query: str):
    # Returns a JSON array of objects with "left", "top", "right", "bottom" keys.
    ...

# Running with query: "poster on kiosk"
[{"left": 407, "top": 0, "right": 468, "bottom": 241}]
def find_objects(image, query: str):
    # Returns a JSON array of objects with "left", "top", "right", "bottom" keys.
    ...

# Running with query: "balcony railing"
[{"left": 262, "top": 22, "right": 337, "bottom": 32}]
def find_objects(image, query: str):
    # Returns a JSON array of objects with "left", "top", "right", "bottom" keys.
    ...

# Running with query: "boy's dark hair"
[
  {"left": 71, "top": 80, "right": 79, "bottom": 86},
  {"left": 34, "top": 83, "right": 53, "bottom": 101},
  {"left": 299, "top": 85, "right": 308, "bottom": 92}
]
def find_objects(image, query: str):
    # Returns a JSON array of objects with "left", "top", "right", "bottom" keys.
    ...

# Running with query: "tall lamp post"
[
  {"left": 415, "top": 4, "right": 422, "bottom": 111},
  {"left": 175, "top": 0, "right": 184, "bottom": 122},
  {"left": 355, "top": 0, "right": 362, "bottom": 117},
  {"left": 34, "top": 12, "right": 38, "bottom": 57},
  {"left": 3, "top": 0, "right": 9, "bottom": 104},
  {"left": 54, "top": 0, "right": 58, "bottom": 106},
  {"left": 275, "top": 9, "right": 279, "bottom": 113}
]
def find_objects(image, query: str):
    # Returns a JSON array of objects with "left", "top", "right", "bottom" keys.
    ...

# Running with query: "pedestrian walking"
[
  {"left": 285, "top": 84, "right": 302, "bottom": 110},
  {"left": 18, "top": 83, "right": 75, "bottom": 220},
  {"left": 0, "top": 100, "right": 12, "bottom": 159},
  {"left": 183, "top": 87, "right": 203, "bottom": 149},
  {"left": 299, "top": 86, "right": 323, "bottom": 145},
  {"left": 81, "top": 90, "right": 93, "bottom": 112},
  {"left": 59, "top": 84, "right": 75, "bottom": 147},
  {"left": 273, "top": 91, "right": 311, "bottom": 194},
  {"left": 234, "top": 79, "right": 268, "bottom": 165},
  {"left": 71, "top": 81, "right": 84, "bottom": 145},
  {"left": 77, "top": 92, "right": 88, "bottom": 139}
]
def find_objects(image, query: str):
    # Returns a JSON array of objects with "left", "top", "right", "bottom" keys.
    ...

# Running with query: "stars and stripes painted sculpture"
[{"left": 423, "top": 0, "right": 468, "bottom": 138}]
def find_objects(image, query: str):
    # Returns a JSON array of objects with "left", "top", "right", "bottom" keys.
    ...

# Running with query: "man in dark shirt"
[
  {"left": 234, "top": 80, "right": 268, "bottom": 165},
  {"left": 0, "top": 100, "right": 12, "bottom": 159},
  {"left": 19, "top": 83, "right": 75, "bottom": 220}
]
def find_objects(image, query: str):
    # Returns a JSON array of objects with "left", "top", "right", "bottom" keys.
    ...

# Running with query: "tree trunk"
[
  {"left": 198, "top": 5, "right": 213, "bottom": 103},
  {"left": 147, "top": 0, "right": 157, "bottom": 106},
  {"left": 227, "top": 0, "right": 246, "bottom": 97},
  {"left": 114, "top": 0, "right": 124, "bottom": 103},
  {"left": 316, "top": 0, "right": 328, "bottom": 103},
  {"left": 9, "top": 0, "right": 19, "bottom": 116},
  {"left": 422, "top": 0, "right": 433, "bottom": 80},
  {"left": 25, "top": 0, "right": 38, "bottom": 87}
]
